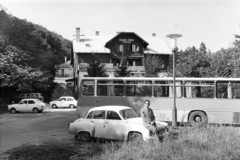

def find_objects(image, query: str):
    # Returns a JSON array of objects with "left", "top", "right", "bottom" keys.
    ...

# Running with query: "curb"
[{"left": 43, "top": 108, "right": 77, "bottom": 112}]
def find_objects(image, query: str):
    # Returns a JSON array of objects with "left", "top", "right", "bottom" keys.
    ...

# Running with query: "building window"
[{"left": 116, "top": 44, "right": 139, "bottom": 52}]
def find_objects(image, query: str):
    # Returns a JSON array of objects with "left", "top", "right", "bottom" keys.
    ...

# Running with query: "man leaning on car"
[{"left": 140, "top": 100, "right": 160, "bottom": 139}]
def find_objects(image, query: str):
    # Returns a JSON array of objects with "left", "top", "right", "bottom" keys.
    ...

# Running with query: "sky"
[{"left": 1, "top": 0, "right": 240, "bottom": 52}]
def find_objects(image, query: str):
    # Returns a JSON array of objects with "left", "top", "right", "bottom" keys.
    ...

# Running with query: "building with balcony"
[
  {"left": 52, "top": 60, "right": 74, "bottom": 99},
  {"left": 72, "top": 28, "right": 172, "bottom": 89}
]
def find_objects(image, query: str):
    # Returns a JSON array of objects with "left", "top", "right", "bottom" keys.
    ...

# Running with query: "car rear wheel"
[
  {"left": 69, "top": 104, "right": 74, "bottom": 109},
  {"left": 33, "top": 108, "right": 39, "bottom": 113},
  {"left": 52, "top": 104, "right": 57, "bottom": 109},
  {"left": 79, "top": 132, "right": 92, "bottom": 142},
  {"left": 10, "top": 108, "right": 17, "bottom": 114}
]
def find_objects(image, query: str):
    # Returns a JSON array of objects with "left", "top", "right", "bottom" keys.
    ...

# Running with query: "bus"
[{"left": 76, "top": 77, "right": 240, "bottom": 126}]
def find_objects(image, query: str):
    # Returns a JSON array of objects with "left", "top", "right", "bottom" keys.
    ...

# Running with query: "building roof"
[
  {"left": 58, "top": 61, "right": 72, "bottom": 68},
  {"left": 73, "top": 30, "right": 171, "bottom": 55},
  {"left": 73, "top": 36, "right": 111, "bottom": 53},
  {"left": 105, "top": 29, "right": 149, "bottom": 48}
]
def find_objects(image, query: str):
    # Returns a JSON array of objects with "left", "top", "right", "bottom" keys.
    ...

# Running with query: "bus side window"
[
  {"left": 217, "top": 81, "right": 240, "bottom": 99},
  {"left": 81, "top": 80, "right": 94, "bottom": 96},
  {"left": 126, "top": 81, "right": 152, "bottom": 97},
  {"left": 97, "top": 80, "right": 124, "bottom": 96},
  {"left": 185, "top": 81, "right": 214, "bottom": 98}
]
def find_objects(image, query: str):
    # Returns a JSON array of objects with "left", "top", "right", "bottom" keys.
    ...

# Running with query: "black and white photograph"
[{"left": 1, "top": 0, "right": 240, "bottom": 159}]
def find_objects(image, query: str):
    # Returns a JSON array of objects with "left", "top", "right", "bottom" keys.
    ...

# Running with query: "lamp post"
[{"left": 166, "top": 34, "right": 182, "bottom": 127}]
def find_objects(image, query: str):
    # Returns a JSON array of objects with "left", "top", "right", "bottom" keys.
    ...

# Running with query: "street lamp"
[{"left": 166, "top": 34, "right": 182, "bottom": 127}]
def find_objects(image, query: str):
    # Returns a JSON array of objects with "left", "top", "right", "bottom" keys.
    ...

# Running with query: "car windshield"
[
  {"left": 119, "top": 109, "right": 139, "bottom": 120},
  {"left": 33, "top": 93, "right": 39, "bottom": 97},
  {"left": 35, "top": 99, "right": 42, "bottom": 103}
]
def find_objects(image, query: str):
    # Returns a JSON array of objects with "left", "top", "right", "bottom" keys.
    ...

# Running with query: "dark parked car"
[{"left": 14, "top": 93, "right": 44, "bottom": 103}]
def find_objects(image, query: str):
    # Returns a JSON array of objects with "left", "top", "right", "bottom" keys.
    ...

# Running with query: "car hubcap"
[
  {"left": 195, "top": 116, "right": 202, "bottom": 123},
  {"left": 81, "top": 133, "right": 88, "bottom": 141}
]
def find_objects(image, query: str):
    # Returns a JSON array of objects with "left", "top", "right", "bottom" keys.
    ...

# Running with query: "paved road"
[{"left": 0, "top": 109, "right": 79, "bottom": 154}]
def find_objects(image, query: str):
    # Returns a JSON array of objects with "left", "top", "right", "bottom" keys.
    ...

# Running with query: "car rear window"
[
  {"left": 107, "top": 111, "right": 121, "bottom": 120},
  {"left": 28, "top": 100, "right": 35, "bottom": 104},
  {"left": 67, "top": 98, "right": 73, "bottom": 101}
]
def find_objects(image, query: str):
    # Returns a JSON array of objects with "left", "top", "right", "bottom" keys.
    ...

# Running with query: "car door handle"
[
  {"left": 105, "top": 122, "right": 108, "bottom": 124},
  {"left": 91, "top": 121, "right": 94, "bottom": 123}
]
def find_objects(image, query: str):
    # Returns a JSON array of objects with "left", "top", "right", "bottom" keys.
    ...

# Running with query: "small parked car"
[
  {"left": 68, "top": 106, "right": 169, "bottom": 142},
  {"left": 49, "top": 96, "right": 77, "bottom": 109},
  {"left": 8, "top": 99, "right": 46, "bottom": 114}
]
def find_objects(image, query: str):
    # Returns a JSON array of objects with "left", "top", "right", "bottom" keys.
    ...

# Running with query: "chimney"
[
  {"left": 76, "top": 28, "right": 80, "bottom": 42},
  {"left": 116, "top": 32, "right": 120, "bottom": 34},
  {"left": 152, "top": 33, "right": 156, "bottom": 37},
  {"left": 65, "top": 56, "right": 67, "bottom": 63},
  {"left": 96, "top": 31, "right": 99, "bottom": 36}
]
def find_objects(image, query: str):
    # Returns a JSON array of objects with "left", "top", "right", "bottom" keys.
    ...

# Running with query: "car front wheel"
[
  {"left": 78, "top": 132, "right": 92, "bottom": 142},
  {"left": 52, "top": 104, "right": 57, "bottom": 109},
  {"left": 10, "top": 108, "right": 17, "bottom": 114}
]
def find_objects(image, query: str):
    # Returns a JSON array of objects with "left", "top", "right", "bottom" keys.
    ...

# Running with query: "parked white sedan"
[
  {"left": 68, "top": 106, "right": 169, "bottom": 142},
  {"left": 8, "top": 99, "right": 46, "bottom": 114},
  {"left": 50, "top": 96, "right": 77, "bottom": 109}
]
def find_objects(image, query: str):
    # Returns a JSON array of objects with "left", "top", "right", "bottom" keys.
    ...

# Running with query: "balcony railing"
[
  {"left": 56, "top": 73, "right": 73, "bottom": 77},
  {"left": 78, "top": 63, "right": 145, "bottom": 72}
]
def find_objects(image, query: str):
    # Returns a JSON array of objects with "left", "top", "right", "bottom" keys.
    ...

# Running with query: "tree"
[
  {"left": 114, "top": 59, "right": 131, "bottom": 77},
  {"left": 173, "top": 45, "right": 211, "bottom": 78},
  {"left": 144, "top": 54, "right": 164, "bottom": 77},
  {"left": 0, "top": 45, "right": 44, "bottom": 100},
  {"left": 112, "top": 51, "right": 131, "bottom": 77},
  {"left": 86, "top": 53, "right": 106, "bottom": 77},
  {"left": 233, "top": 35, "right": 240, "bottom": 49},
  {"left": 199, "top": 42, "right": 207, "bottom": 54},
  {"left": 0, "top": 9, "right": 71, "bottom": 102},
  {"left": 210, "top": 48, "right": 240, "bottom": 78}
]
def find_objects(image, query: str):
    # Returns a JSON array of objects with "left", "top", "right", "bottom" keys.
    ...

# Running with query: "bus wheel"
[{"left": 189, "top": 111, "right": 208, "bottom": 126}]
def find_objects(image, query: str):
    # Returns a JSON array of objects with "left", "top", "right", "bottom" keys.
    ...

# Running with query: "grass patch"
[
  {"left": 7, "top": 142, "right": 76, "bottom": 160},
  {"left": 90, "top": 125, "right": 240, "bottom": 160},
  {"left": 4, "top": 125, "right": 240, "bottom": 160}
]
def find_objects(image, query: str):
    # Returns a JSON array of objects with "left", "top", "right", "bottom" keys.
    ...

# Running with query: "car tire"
[
  {"left": 188, "top": 111, "right": 208, "bottom": 126},
  {"left": 52, "top": 104, "right": 57, "bottom": 109},
  {"left": 128, "top": 132, "right": 143, "bottom": 141},
  {"left": 69, "top": 104, "right": 74, "bottom": 109},
  {"left": 10, "top": 108, "right": 17, "bottom": 114},
  {"left": 33, "top": 108, "right": 39, "bottom": 113},
  {"left": 79, "top": 132, "right": 92, "bottom": 142}
]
